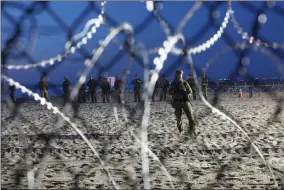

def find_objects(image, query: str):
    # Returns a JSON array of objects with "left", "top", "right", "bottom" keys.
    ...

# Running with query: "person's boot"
[
  {"left": 177, "top": 119, "right": 183, "bottom": 133},
  {"left": 188, "top": 121, "right": 198, "bottom": 136},
  {"left": 188, "top": 126, "right": 196, "bottom": 136}
]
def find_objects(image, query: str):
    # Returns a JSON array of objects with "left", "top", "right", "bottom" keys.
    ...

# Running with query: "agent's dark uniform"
[
  {"left": 201, "top": 74, "right": 208, "bottom": 100},
  {"left": 101, "top": 78, "right": 111, "bottom": 103},
  {"left": 9, "top": 85, "right": 16, "bottom": 103},
  {"left": 249, "top": 85, "right": 253, "bottom": 98},
  {"left": 160, "top": 74, "right": 170, "bottom": 101},
  {"left": 78, "top": 83, "right": 86, "bottom": 103},
  {"left": 114, "top": 76, "right": 123, "bottom": 103},
  {"left": 169, "top": 70, "right": 196, "bottom": 134},
  {"left": 187, "top": 75, "right": 197, "bottom": 100},
  {"left": 149, "top": 75, "right": 159, "bottom": 102},
  {"left": 62, "top": 77, "right": 71, "bottom": 103},
  {"left": 152, "top": 79, "right": 159, "bottom": 102},
  {"left": 38, "top": 77, "right": 49, "bottom": 100},
  {"left": 131, "top": 75, "right": 142, "bottom": 102},
  {"left": 87, "top": 76, "right": 99, "bottom": 103}
]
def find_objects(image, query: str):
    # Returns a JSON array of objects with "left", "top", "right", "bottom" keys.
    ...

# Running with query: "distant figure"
[
  {"left": 62, "top": 77, "right": 71, "bottom": 103},
  {"left": 149, "top": 75, "right": 159, "bottom": 102},
  {"left": 9, "top": 85, "right": 16, "bottom": 103},
  {"left": 159, "top": 74, "right": 170, "bottom": 101},
  {"left": 38, "top": 76, "right": 49, "bottom": 101},
  {"left": 187, "top": 74, "right": 197, "bottom": 100},
  {"left": 249, "top": 85, "right": 253, "bottom": 98},
  {"left": 131, "top": 75, "right": 143, "bottom": 102},
  {"left": 87, "top": 76, "right": 99, "bottom": 103},
  {"left": 78, "top": 83, "right": 86, "bottom": 103},
  {"left": 169, "top": 70, "right": 196, "bottom": 134},
  {"left": 114, "top": 75, "right": 123, "bottom": 103},
  {"left": 239, "top": 89, "right": 243, "bottom": 98},
  {"left": 101, "top": 78, "right": 111, "bottom": 103},
  {"left": 201, "top": 73, "right": 208, "bottom": 100}
]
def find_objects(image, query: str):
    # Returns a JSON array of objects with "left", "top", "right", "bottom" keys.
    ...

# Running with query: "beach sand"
[{"left": 1, "top": 93, "right": 284, "bottom": 189}]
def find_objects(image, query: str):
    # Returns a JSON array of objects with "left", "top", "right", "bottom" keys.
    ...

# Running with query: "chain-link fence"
[{"left": 1, "top": 1, "right": 284, "bottom": 189}]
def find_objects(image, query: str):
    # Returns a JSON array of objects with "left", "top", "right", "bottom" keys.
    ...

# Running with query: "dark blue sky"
[{"left": 2, "top": 1, "right": 284, "bottom": 88}]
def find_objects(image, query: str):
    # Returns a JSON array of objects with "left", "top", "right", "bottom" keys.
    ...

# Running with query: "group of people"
[
  {"left": 62, "top": 76, "right": 113, "bottom": 103},
  {"left": 130, "top": 73, "right": 208, "bottom": 102},
  {"left": 7, "top": 72, "right": 209, "bottom": 105},
  {"left": 8, "top": 71, "right": 209, "bottom": 135},
  {"left": 21, "top": 73, "right": 207, "bottom": 105}
]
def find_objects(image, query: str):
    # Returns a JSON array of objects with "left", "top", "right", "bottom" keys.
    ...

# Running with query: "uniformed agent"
[
  {"left": 187, "top": 75, "right": 197, "bottom": 100},
  {"left": 201, "top": 73, "right": 208, "bottom": 100},
  {"left": 38, "top": 76, "right": 49, "bottom": 100},
  {"left": 114, "top": 75, "right": 123, "bottom": 103},
  {"left": 169, "top": 70, "right": 196, "bottom": 134},
  {"left": 159, "top": 74, "right": 170, "bottom": 101},
  {"left": 101, "top": 78, "right": 111, "bottom": 103},
  {"left": 131, "top": 74, "right": 143, "bottom": 102},
  {"left": 149, "top": 75, "right": 159, "bottom": 102},
  {"left": 9, "top": 85, "right": 16, "bottom": 103},
  {"left": 87, "top": 75, "right": 99, "bottom": 103},
  {"left": 62, "top": 76, "right": 71, "bottom": 103},
  {"left": 78, "top": 83, "right": 86, "bottom": 103}
]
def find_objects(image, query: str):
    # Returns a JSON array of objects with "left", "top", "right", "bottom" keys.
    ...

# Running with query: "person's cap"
[
  {"left": 135, "top": 74, "right": 138, "bottom": 77},
  {"left": 162, "top": 74, "right": 166, "bottom": 77},
  {"left": 176, "top": 70, "right": 183, "bottom": 74}
]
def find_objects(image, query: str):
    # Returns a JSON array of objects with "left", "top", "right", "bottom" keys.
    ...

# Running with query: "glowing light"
[
  {"left": 258, "top": 14, "right": 267, "bottom": 24},
  {"left": 146, "top": 1, "right": 154, "bottom": 12}
]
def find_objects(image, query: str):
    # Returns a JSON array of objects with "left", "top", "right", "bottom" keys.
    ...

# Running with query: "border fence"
[{"left": 1, "top": 1, "right": 284, "bottom": 189}]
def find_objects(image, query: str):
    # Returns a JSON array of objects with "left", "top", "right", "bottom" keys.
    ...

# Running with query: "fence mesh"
[{"left": 1, "top": 1, "right": 284, "bottom": 189}]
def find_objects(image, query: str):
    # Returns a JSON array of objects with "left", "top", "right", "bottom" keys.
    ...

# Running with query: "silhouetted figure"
[
  {"left": 187, "top": 75, "right": 197, "bottom": 100},
  {"left": 101, "top": 78, "right": 111, "bottom": 103},
  {"left": 114, "top": 75, "right": 123, "bottom": 103},
  {"left": 149, "top": 75, "right": 159, "bottom": 102},
  {"left": 38, "top": 76, "right": 49, "bottom": 101},
  {"left": 62, "top": 76, "right": 71, "bottom": 103},
  {"left": 87, "top": 76, "right": 99, "bottom": 103},
  {"left": 160, "top": 74, "right": 170, "bottom": 101},
  {"left": 131, "top": 75, "right": 142, "bottom": 102},
  {"left": 78, "top": 83, "right": 86, "bottom": 103},
  {"left": 9, "top": 85, "right": 16, "bottom": 103},
  {"left": 249, "top": 85, "right": 253, "bottom": 98},
  {"left": 201, "top": 74, "right": 208, "bottom": 100}
]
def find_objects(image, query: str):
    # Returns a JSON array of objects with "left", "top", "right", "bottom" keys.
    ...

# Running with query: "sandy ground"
[{"left": 1, "top": 94, "right": 284, "bottom": 189}]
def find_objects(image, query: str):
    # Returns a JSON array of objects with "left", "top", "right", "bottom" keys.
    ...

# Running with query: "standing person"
[
  {"left": 78, "top": 83, "right": 86, "bottom": 103},
  {"left": 114, "top": 75, "right": 123, "bottom": 103},
  {"left": 9, "top": 85, "right": 16, "bottom": 103},
  {"left": 62, "top": 76, "right": 71, "bottom": 103},
  {"left": 149, "top": 75, "right": 159, "bottom": 102},
  {"left": 249, "top": 85, "right": 253, "bottom": 98},
  {"left": 131, "top": 74, "right": 142, "bottom": 102},
  {"left": 159, "top": 74, "right": 170, "bottom": 101},
  {"left": 169, "top": 70, "right": 196, "bottom": 134},
  {"left": 101, "top": 78, "right": 111, "bottom": 103},
  {"left": 153, "top": 77, "right": 160, "bottom": 102},
  {"left": 87, "top": 76, "right": 99, "bottom": 103},
  {"left": 38, "top": 76, "right": 49, "bottom": 101},
  {"left": 187, "top": 74, "right": 197, "bottom": 100},
  {"left": 239, "top": 89, "right": 243, "bottom": 98},
  {"left": 201, "top": 73, "right": 208, "bottom": 100}
]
